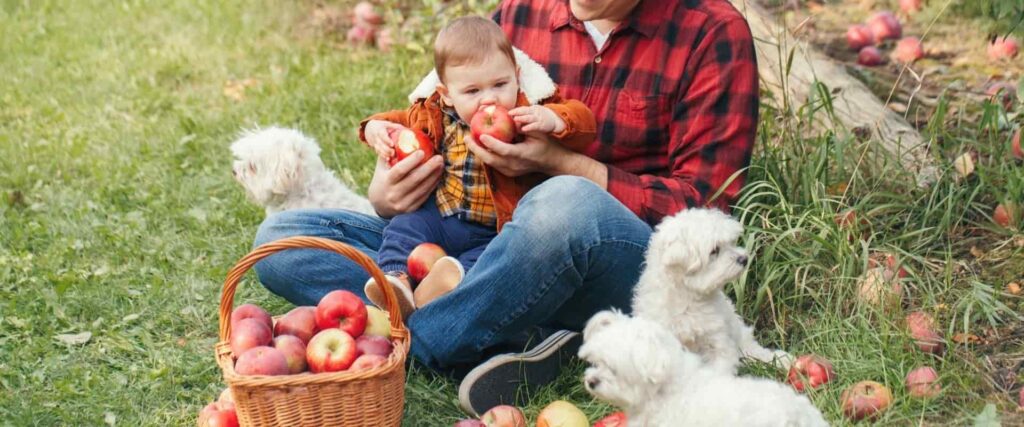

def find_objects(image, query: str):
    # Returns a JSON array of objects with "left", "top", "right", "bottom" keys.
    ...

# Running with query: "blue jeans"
[
  {"left": 252, "top": 176, "right": 652, "bottom": 371},
  {"left": 378, "top": 196, "right": 496, "bottom": 276}
]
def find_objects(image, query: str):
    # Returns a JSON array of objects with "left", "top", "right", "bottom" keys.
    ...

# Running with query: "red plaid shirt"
[{"left": 494, "top": 0, "right": 758, "bottom": 224}]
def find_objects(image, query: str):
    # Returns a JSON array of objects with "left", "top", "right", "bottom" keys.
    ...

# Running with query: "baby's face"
[{"left": 439, "top": 52, "right": 519, "bottom": 127}]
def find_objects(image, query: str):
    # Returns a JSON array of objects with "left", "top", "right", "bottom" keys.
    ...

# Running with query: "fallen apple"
[
  {"left": 230, "top": 318, "right": 273, "bottom": 358},
  {"left": 363, "top": 305, "right": 392, "bottom": 338},
  {"left": 199, "top": 401, "right": 239, "bottom": 427},
  {"left": 346, "top": 25, "right": 375, "bottom": 46},
  {"left": 355, "top": 334, "right": 393, "bottom": 357},
  {"left": 536, "top": 400, "right": 588, "bottom": 427},
  {"left": 787, "top": 354, "right": 836, "bottom": 392},
  {"left": 353, "top": 2, "right": 383, "bottom": 27},
  {"left": 905, "top": 311, "right": 944, "bottom": 355},
  {"left": 1012, "top": 129, "right": 1022, "bottom": 160},
  {"left": 900, "top": 0, "right": 922, "bottom": 14},
  {"left": 235, "top": 346, "right": 290, "bottom": 376},
  {"left": 273, "top": 334, "right": 308, "bottom": 374},
  {"left": 470, "top": 105, "right": 517, "bottom": 144},
  {"left": 407, "top": 242, "right": 447, "bottom": 283},
  {"left": 846, "top": 25, "right": 875, "bottom": 51},
  {"left": 454, "top": 420, "right": 487, "bottom": 427},
  {"left": 841, "top": 380, "right": 893, "bottom": 421},
  {"left": 480, "top": 404, "right": 526, "bottom": 427},
  {"left": 593, "top": 411, "right": 627, "bottom": 427},
  {"left": 857, "top": 267, "right": 903, "bottom": 309},
  {"left": 988, "top": 36, "right": 1020, "bottom": 61},
  {"left": 388, "top": 128, "right": 434, "bottom": 167},
  {"left": 350, "top": 353, "right": 388, "bottom": 371},
  {"left": 231, "top": 303, "right": 272, "bottom": 331},
  {"left": 857, "top": 46, "right": 883, "bottom": 66},
  {"left": 274, "top": 306, "right": 318, "bottom": 344},
  {"left": 867, "top": 11, "right": 902, "bottom": 42},
  {"left": 306, "top": 328, "right": 358, "bottom": 373},
  {"left": 986, "top": 82, "right": 1017, "bottom": 110},
  {"left": 892, "top": 37, "right": 924, "bottom": 63},
  {"left": 905, "top": 366, "right": 941, "bottom": 398},
  {"left": 315, "top": 289, "right": 368, "bottom": 338},
  {"left": 994, "top": 202, "right": 1019, "bottom": 228},
  {"left": 868, "top": 252, "right": 908, "bottom": 279}
]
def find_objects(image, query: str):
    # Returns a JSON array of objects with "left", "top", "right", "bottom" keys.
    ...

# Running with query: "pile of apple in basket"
[{"left": 198, "top": 291, "right": 393, "bottom": 427}]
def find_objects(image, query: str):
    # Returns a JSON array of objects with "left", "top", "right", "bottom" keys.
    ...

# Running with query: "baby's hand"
[
  {"left": 364, "top": 120, "right": 408, "bottom": 160},
  {"left": 509, "top": 105, "right": 566, "bottom": 134}
]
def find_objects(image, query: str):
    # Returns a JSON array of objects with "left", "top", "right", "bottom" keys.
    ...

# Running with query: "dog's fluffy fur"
[
  {"left": 631, "top": 208, "right": 791, "bottom": 373},
  {"left": 580, "top": 310, "right": 827, "bottom": 427},
  {"left": 230, "top": 127, "right": 376, "bottom": 216}
]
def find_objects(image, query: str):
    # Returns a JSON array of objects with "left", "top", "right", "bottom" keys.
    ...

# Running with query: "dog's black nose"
[
  {"left": 586, "top": 378, "right": 600, "bottom": 389},
  {"left": 737, "top": 255, "right": 748, "bottom": 266}
]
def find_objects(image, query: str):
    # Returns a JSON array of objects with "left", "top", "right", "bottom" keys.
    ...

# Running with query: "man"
[{"left": 252, "top": 0, "right": 757, "bottom": 416}]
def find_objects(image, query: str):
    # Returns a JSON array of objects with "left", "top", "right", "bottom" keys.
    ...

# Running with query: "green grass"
[{"left": 1, "top": 0, "right": 1021, "bottom": 425}]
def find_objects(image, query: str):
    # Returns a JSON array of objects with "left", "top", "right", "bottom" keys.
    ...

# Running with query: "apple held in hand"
[
  {"left": 480, "top": 404, "right": 526, "bottom": 427},
  {"left": 199, "top": 401, "right": 239, "bottom": 427},
  {"left": 536, "top": 400, "right": 588, "bottom": 427},
  {"left": 306, "top": 328, "right": 358, "bottom": 373},
  {"left": 315, "top": 290, "right": 368, "bottom": 337},
  {"left": 235, "top": 346, "right": 290, "bottom": 376},
  {"left": 273, "top": 335, "right": 308, "bottom": 374},
  {"left": 905, "top": 366, "right": 941, "bottom": 398},
  {"left": 593, "top": 412, "right": 627, "bottom": 427},
  {"left": 231, "top": 303, "right": 272, "bottom": 331},
  {"left": 841, "top": 381, "right": 892, "bottom": 421},
  {"left": 787, "top": 354, "right": 836, "bottom": 392},
  {"left": 274, "top": 306, "right": 318, "bottom": 344},
  {"left": 470, "top": 105, "right": 517, "bottom": 144},
  {"left": 388, "top": 128, "right": 434, "bottom": 167},
  {"left": 230, "top": 318, "right": 273, "bottom": 358},
  {"left": 408, "top": 243, "right": 447, "bottom": 283}
]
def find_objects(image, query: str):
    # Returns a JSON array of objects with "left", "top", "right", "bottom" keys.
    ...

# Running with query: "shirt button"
[{"left": 594, "top": 56, "right": 602, "bottom": 64}]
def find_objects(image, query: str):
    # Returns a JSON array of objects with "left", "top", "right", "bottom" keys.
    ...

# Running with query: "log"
[{"left": 731, "top": 0, "right": 939, "bottom": 187}]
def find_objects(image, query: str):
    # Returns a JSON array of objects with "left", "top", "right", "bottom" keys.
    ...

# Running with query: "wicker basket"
[{"left": 215, "top": 236, "right": 409, "bottom": 427}]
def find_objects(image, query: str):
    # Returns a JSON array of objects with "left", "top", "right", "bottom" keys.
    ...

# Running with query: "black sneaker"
[{"left": 456, "top": 330, "right": 582, "bottom": 417}]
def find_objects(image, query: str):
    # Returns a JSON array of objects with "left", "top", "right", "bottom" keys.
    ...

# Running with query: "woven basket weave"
[{"left": 215, "top": 236, "right": 408, "bottom": 426}]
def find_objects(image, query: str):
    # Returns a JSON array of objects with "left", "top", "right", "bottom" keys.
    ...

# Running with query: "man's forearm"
[{"left": 546, "top": 150, "right": 608, "bottom": 189}]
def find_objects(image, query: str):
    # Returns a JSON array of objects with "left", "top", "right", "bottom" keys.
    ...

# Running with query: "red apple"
[
  {"left": 387, "top": 128, "right": 434, "bottom": 167},
  {"left": 536, "top": 401, "right": 588, "bottom": 427},
  {"left": 350, "top": 353, "right": 388, "bottom": 371},
  {"left": 893, "top": 37, "right": 924, "bottom": 63},
  {"left": 353, "top": 1, "right": 383, "bottom": 27},
  {"left": 198, "top": 401, "right": 239, "bottom": 427},
  {"left": 480, "top": 404, "right": 526, "bottom": 427},
  {"left": 988, "top": 36, "right": 1020, "bottom": 61},
  {"left": 841, "top": 381, "right": 893, "bottom": 421},
  {"left": 900, "top": 0, "right": 922, "bottom": 14},
  {"left": 787, "top": 354, "right": 836, "bottom": 392},
  {"left": 906, "top": 311, "right": 944, "bottom": 355},
  {"left": 847, "top": 25, "right": 875, "bottom": 51},
  {"left": 857, "top": 267, "right": 904, "bottom": 308},
  {"left": 986, "top": 82, "right": 1017, "bottom": 110},
  {"left": 867, "top": 12, "right": 902, "bottom": 42},
  {"left": 454, "top": 420, "right": 487, "bottom": 427},
  {"left": 229, "top": 318, "right": 273, "bottom": 358},
  {"left": 364, "top": 305, "right": 392, "bottom": 338},
  {"left": 470, "top": 105, "right": 517, "bottom": 144},
  {"left": 315, "top": 290, "right": 367, "bottom": 338},
  {"left": 857, "top": 46, "right": 883, "bottom": 66},
  {"left": 347, "top": 25, "right": 375, "bottom": 46},
  {"left": 994, "top": 203, "right": 1019, "bottom": 228},
  {"left": 1012, "top": 129, "right": 1022, "bottom": 160},
  {"left": 407, "top": 242, "right": 447, "bottom": 283},
  {"left": 593, "top": 412, "right": 627, "bottom": 427},
  {"left": 905, "top": 366, "right": 940, "bottom": 398},
  {"left": 234, "top": 346, "right": 290, "bottom": 376},
  {"left": 272, "top": 335, "right": 308, "bottom": 374},
  {"left": 869, "top": 252, "right": 908, "bottom": 279},
  {"left": 274, "top": 306, "right": 318, "bottom": 344},
  {"left": 306, "top": 328, "right": 358, "bottom": 373},
  {"left": 230, "top": 303, "right": 272, "bottom": 331},
  {"left": 355, "top": 334, "right": 394, "bottom": 357}
]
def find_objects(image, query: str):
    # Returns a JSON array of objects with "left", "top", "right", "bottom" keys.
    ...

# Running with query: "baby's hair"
[{"left": 434, "top": 16, "right": 516, "bottom": 82}]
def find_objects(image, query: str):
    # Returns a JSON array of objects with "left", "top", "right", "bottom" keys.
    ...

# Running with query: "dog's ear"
[
  {"left": 655, "top": 236, "right": 703, "bottom": 274},
  {"left": 632, "top": 330, "right": 671, "bottom": 385},
  {"left": 269, "top": 144, "right": 304, "bottom": 195},
  {"left": 583, "top": 310, "right": 622, "bottom": 340}
]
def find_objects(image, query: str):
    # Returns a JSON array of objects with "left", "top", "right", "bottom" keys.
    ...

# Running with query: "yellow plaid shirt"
[{"left": 434, "top": 110, "right": 497, "bottom": 226}]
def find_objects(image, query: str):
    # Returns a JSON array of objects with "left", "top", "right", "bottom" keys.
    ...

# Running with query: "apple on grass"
[
  {"left": 408, "top": 243, "right": 447, "bottom": 283},
  {"left": 892, "top": 37, "right": 924, "bottom": 63},
  {"left": 900, "top": 0, "right": 922, "bottom": 14},
  {"left": 198, "top": 401, "right": 239, "bottom": 427},
  {"left": 986, "top": 82, "right": 1017, "bottom": 110},
  {"left": 857, "top": 267, "right": 904, "bottom": 309},
  {"left": 787, "top": 354, "right": 835, "bottom": 392},
  {"left": 905, "top": 366, "right": 940, "bottom": 398},
  {"left": 352, "top": 1, "right": 383, "bottom": 27},
  {"left": 1011, "top": 129, "right": 1022, "bottom": 160},
  {"left": 480, "top": 404, "right": 526, "bottom": 427},
  {"left": 536, "top": 400, "right": 588, "bottom": 427},
  {"left": 994, "top": 203, "right": 1019, "bottom": 228},
  {"left": 350, "top": 353, "right": 388, "bottom": 371},
  {"left": 841, "top": 381, "right": 892, "bottom": 421},
  {"left": 988, "top": 36, "right": 1019, "bottom": 61},
  {"left": 857, "top": 46, "right": 883, "bottom": 66},
  {"left": 846, "top": 25, "right": 875, "bottom": 51},
  {"left": 364, "top": 306, "right": 392, "bottom": 338},
  {"left": 347, "top": 25, "right": 375, "bottom": 46},
  {"left": 867, "top": 11, "right": 902, "bottom": 42},
  {"left": 306, "top": 328, "right": 358, "bottom": 373},
  {"left": 355, "top": 334, "right": 393, "bottom": 357},
  {"left": 906, "top": 311, "right": 945, "bottom": 355},
  {"left": 594, "top": 412, "right": 627, "bottom": 427},
  {"left": 470, "top": 105, "right": 517, "bottom": 144},
  {"left": 274, "top": 306, "right": 317, "bottom": 344},
  {"left": 868, "top": 252, "right": 908, "bottom": 279},
  {"left": 315, "top": 290, "right": 368, "bottom": 338},
  {"left": 235, "top": 346, "right": 290, "bottom": 376},
  {"left": 273, "top": 335, "right": 308, "bottom": 374},
  {"left": 230, "top": 318, "right": 273, "bottom": 359},
  {"left": 387, "top": 128, "right": 434, "bottom": 167},
  {"left": 230, "top": 303, "right": 272, "bottom": 331}
]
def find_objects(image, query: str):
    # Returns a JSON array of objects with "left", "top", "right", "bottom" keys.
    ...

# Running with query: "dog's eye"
[{"left": 710, "top": 246, "right": 719, "bottom": 256}]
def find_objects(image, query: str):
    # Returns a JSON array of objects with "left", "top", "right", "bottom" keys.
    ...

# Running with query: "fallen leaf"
[
  {"left": 970, "top": 246, "right": 985, "bottom": 258},
  {"left": 952, "top": 333, "right": 980, "bottom": 345},
  {"left": 954, "top": 152, "right": 975, "bottom": 178},
  {"left": 55, "top": 331, "right": 92, "bottom": 346},
  {"left": 1007, "top": 282, "right": 1022, "bottom": 295}
]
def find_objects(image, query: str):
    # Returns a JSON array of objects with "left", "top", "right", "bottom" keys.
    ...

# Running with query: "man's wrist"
[{"left": 545, "top": 150, "right": 608, "bottom": 189}]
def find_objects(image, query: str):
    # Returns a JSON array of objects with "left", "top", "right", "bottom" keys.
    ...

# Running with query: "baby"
[{"left": 358, "top": 16, "right": 595, "bottom": 318}]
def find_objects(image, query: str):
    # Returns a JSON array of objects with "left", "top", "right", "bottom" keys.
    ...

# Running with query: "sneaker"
[
  {"left": 413, "top": 256, "right": 464, "bottom": 307},
  {"left": 364, "top": 272, "right": 415, "bottom": 320},
  {"left": 457, "top": 330, "right": 582, "bottom": 417}
]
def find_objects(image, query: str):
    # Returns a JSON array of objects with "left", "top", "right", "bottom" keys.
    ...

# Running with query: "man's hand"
[
  {"left": 367, "top": 151, "right": 443, "bottom": 218},
  {"left": 364, "top": 120, "right": 407, "bottom": 161},
  {"left": 466, "top": 132, "right": 609, "bottom": 187},
  {"left": 509, "top": 105, "right": 566, "bottom": 134}
]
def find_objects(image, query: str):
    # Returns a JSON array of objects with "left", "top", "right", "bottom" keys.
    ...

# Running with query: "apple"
[
  {"left": 470, "top": 105, "right": 517, "bottom": 144},
  {"left": 235, "top": 346, "right": 290, "bottom": 376},
  {"left": 893, "top": 37, "right": 924, "bottom": 63},
  {"left": 841, "top": 381, "right": 893, "bottom": 421},
  {"left": 346, "top": 25, "right": 374, "bottom": 46},
  {"left": 593, "top": 412, "right": 627, "bottom": 427},
  {"left": 1012, "top": 129, "right": 1022, "bottom": 160},
  {"left": 867, "top": 12, "right": 902, "bottom": 42},
  {"left": 536, "top": 401, "right": 588, "bottom": 427},
  {"left": 988, "top": 36, "right": 1020, "bottom": 61},
  {"left": 857, "top": 267, "right": 903, "bottom": 309},
  {"left": 905, "top": 366, "right": 940, "bottom": 398},
  {"left": 846, "top": 25, "right": 875, "bottom": 51},
  {"left": 480, "top": 404, "right": 526, "bottom": 427},
  {"left": 274, "top": 306, "right": 318, "bottom": 344},
  {"left": 408, "top": 242, "right": 447, "bottom": 283},
  {"left": 454, "top": 420, "right": 487, "bottom": 427},
  {"left": 376, "top": 28, "right": 394, "bottom": 52},
  {"left": 306, "top": 328, "right": 358, "bottom": 373},
  {"left": 900, "top": 0, "right": 922, "bottom": 14},
  {"left": 198, "top": 401, "right": 239, "bottom": 427},
  {"left": 353, "top": 1, "right": 383, "bottom": 27},
  {"left": 364, "top": 305, "right": 392, "bottom": 338},
  {"left": 994, "top": 202, "right": 1018, "bottom": 228},
  {"left": 868, "top": 252, "right": 908, "bottom": 279},
  {"left": 350, "top": 353, "right": 388, "bottom": 371},
  {"left": 229, "top": 318, "right": 273, "bottom": 358},
  {"left": 218, "top": 388, "right": 234, "bottom": 405},
  {"left": 906, "top": 311, "right": 944, "bottom": 355},
  {"left": 986, "top": 82, "right": 1017, "bottom": 110},
  {"left": 388, "top": 128, "right": 434, "bottom": 167},
  {"left": 787, "top": 354, "right": 836, "bottom": 392},
  {"left": 857, "top": 46, "right": 883, "bottom": 66},
  {"left": 230, "top": 303, "right": 272, "bottom": 331},
  {"left": 315, "top": 290, "right": 368, "bottom": 338},
  {"left": 273, "top": 335, "right": 308, "bottom": 374},
  {"left": 355, "top": 334, "right": 394, "bottom": 357}
]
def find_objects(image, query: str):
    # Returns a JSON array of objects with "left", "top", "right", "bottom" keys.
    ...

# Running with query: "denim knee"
[{"left": 515, "top": 176, "right": 607, "bottom": 240}]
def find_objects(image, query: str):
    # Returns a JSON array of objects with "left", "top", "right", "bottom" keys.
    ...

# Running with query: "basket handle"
[{"left": 218, "top": 236, "right": 403, "bottom": 342}]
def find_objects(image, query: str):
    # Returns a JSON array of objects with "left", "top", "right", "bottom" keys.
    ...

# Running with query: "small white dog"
[
  {"left": 632, "top": 208, "right": 791, "bottom": 373},
  {"left": 580, "top": 310, "right": 827, "bottom": 427},
  {"left": 230, "top": 127, "right": 376, "bottom": 216}
]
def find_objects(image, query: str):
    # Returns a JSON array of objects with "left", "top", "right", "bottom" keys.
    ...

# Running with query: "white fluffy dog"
[
  {"left": 580, "top": 310, "right": 827, "bottom": 427},
  {"left": 631, "top": 208, "right": 791, "bottom": 374},
  {"left": 230, "top": 127, "right": 376, "bottom": 216}
]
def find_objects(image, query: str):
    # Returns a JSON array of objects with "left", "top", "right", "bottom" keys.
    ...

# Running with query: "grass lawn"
[{"left": 1, "top": 0, "right": 1021, "bottom": 425}]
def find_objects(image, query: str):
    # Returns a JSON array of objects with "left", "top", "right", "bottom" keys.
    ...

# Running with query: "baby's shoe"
[
  {"left": 364, "top": 272, "right": 416, "bottom": 320},
  {"left": 413, "top": 256, "right": 464, "bottom": 307}
]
